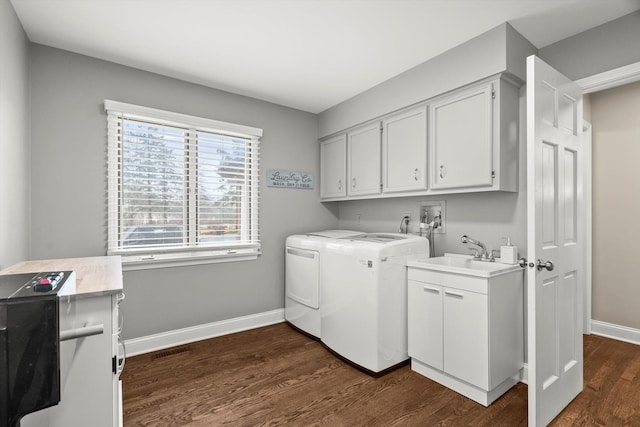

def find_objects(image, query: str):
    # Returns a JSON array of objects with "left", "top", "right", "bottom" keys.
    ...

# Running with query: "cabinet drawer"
[{"left": 408, "top": 267, "right": 488, "bottom": 294}]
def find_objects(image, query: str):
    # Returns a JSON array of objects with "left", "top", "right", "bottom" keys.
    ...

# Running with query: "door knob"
[
  {"left": 518, "top": 258, "right": 530, "bottom": 268},
  {"left": 536, "top": 259, "right": 554, "bottom": 271}
]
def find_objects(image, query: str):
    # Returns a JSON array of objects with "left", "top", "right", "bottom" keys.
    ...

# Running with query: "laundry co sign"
[{"left": 267, "top": 169, "right": 314, "bottom": 189}]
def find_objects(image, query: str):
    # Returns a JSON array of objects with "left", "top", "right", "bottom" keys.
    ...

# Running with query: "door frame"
[{"left": 574, "top": 61, "right": 640, "bottom": 334}]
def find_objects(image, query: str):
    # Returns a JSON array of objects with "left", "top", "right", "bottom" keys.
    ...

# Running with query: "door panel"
[{"left": 564, "top": 149, "right": 577, "bottom": 243}]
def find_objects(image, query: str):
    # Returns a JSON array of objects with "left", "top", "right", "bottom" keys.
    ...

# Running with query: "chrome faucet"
[{"left": 461, "top": 235, "right": 494, "bottom": 262}]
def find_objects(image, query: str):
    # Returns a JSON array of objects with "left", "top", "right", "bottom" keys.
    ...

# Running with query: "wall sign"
[{"left": 267, "top": 169, "right": 314, "bottom": 189}]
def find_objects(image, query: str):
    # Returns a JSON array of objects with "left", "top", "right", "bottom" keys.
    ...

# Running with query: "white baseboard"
[
  {"left": 124, "top": 314, "right": 639, "bottom": 361},
  {"left": 521, "top": 363, "right": 528, "bottom": 385},
  {"left": 590, "top": 320, "right": 640, "bottom": 346},
  {"left": 125, "top": 309, "right": 285, "bottom": 356}
]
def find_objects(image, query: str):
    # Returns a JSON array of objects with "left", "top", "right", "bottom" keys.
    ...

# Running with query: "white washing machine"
[
  {"left": 321, "top": 233, "right": 430, "bottom": 373},
  {"left": 285, "top": 230, "right": 359, "bottom": 338}
]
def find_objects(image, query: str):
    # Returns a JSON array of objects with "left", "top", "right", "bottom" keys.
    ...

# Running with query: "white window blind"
[{"left": 105, "top": 100, "right": 262, "bottom": 268}]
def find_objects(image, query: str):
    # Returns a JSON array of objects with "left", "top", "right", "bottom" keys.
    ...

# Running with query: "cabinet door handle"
[
  {"left": 439, "top": 165, "right": 446, "bottom": 179},
  {"left": 337, "top": 179, "right": 342, "bottom": 190},
  {"left": 352, "top": 177, "right": 357, "bottom": 189},
  {"left": 414, "top": 168, "right": 420, "bottom": 181},
  {"left": 422, "top": 286, "right": 440, "bottom": 294},
  {"left": 444, "top": 290, "right": 464, "bottom": 299}
]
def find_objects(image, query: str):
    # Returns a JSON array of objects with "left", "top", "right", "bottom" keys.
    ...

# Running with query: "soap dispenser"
[{"left": 500, "top": 237, "right": 518, "bottom": 265}]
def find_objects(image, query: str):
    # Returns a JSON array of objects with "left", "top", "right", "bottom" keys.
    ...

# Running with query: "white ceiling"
[{"left": 10, "top": 0, "right": 640, "bottom": 113}]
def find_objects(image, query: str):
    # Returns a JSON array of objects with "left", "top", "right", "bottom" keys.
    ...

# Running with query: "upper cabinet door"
[
  {"left": 320, "top": 134, "right": 347, "bottom": 199},
  {"left": 430, "top": 83, "right": 494, "bottom": 190},
  {"left": 348, "top": 122, "right": 381, "bottom": 196},
  {"left": 382, "top": 106, "right": 428, "bottom": 193}
]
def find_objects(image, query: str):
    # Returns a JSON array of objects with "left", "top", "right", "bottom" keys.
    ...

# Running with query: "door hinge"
[
  {"left": 491, "top": 170, "right": 495, "bottom": 179},
  {"left": 112, "top": 355, "right": 117, "bottom": 374},
  {"left": 380, "top": 123, "right": 383, "bottom": 134},
  {"left": 491, "top": 90, "right": 496, "bottom": 99}
]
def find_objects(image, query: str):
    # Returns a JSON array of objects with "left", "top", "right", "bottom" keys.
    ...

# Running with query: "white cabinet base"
[{"left": 411, "top": 359, "right": 522, "bottom": 407}]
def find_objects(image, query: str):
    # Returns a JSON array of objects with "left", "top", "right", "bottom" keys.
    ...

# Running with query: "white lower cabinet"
[
  {"left": 22, "top": 292, "right": 124, "bottom": 427},
  {"left": 407, "top": 266, "right": 523, "bottom": 406}
]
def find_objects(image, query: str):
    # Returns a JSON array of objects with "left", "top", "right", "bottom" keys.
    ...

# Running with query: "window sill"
[{"left": 111, "top": 247, "right": 261, "bottom": 271}]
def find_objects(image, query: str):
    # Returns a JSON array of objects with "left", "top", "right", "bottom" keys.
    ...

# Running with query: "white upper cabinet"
[
  {"left": 348, "top": 122, "right": 382, "bottom": 197},
  {"left": 319, "top": 74, "right": 519, "bottom": 201},
  {"left": 320, "top": 134, "right": 347, "bottom": 199},
  {"left": 382, "top": 106, "right": 428, "bottom": 193},
  {"left": 429, "top": 77, "right": 519, "bottom": 193},
  {"left": 430, "top": 84, "right": 493, "bottom": 189}
]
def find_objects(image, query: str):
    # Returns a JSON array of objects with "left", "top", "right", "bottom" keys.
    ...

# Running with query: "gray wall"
[
  {"left": 539, "top": 10, "right": 640, "bottom": 80},
  {"left": 29, "top": 45, "right": 338, "bottom": 340},
  {"left": 318, "top": 23, "right": 536, "bottom": 138},
  {"left": 0, "top": 0, "right": 30, "bottom": 269}
]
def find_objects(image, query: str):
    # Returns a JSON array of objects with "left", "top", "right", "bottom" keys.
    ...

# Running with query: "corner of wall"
[
  {"left": 0, "top": 0, "right": 31, "bottom": 268},
  {"left": 504, "top": 23, "right": 538, "bottom": 82}
]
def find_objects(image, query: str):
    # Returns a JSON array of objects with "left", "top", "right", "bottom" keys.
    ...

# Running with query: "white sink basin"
[{"left": 407, "top": 254, "right": 522, "bottom": 278}]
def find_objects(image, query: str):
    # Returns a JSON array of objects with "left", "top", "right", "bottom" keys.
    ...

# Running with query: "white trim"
[
  {"left": 590, "top": 320, "right": 640, "bottom": 346},
  {"left": 124, "top": 309, "right": 285, "bottom": 356},
  {"left": 104, "top": 99, "right": 263, "bottom": 138},
  {"left": 576, "top": 61, "right": 640, "bottom": 94},
  {"left": 583, "top": 122, "right": 592, "bottom": 334}
]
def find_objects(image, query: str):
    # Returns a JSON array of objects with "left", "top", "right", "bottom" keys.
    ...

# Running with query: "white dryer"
[
  {"left": 321, "top": 233, "right": 429, "bottom": 373},
  {"left": 285, "top": 230, "right": 359, "bottom": 338}
]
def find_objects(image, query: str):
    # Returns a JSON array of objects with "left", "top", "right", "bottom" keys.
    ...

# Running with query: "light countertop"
[{"left": 0, "top": 255, "right": 123, "bottom": 297}]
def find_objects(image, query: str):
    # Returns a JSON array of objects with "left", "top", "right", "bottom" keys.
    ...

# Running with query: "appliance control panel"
[
  {"left": 0, "top": 271, "right": 75, "bottom": 299},
  {"left": 32, "top": 272, "right": 66, "bottom": 292}
]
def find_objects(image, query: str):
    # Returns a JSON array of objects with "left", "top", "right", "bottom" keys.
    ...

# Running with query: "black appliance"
[{"left": 0, "top": 271, "right": 73, "bottom": 427}]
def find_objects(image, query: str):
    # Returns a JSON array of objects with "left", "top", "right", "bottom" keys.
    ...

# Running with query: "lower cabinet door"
[
  {"left": 443, "top": 288, "right": 488, "bottom": 389},
  {"left": 407, "top": 280, "right": 443, "bottom": 370}
]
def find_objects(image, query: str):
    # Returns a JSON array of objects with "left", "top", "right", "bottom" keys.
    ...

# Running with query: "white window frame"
[{"left": 105, "top": 100, "right": 262, "bottom": 270}]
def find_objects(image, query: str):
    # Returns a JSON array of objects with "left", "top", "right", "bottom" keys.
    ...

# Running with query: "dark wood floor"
[{"left": 122, "top": 323, "right": 640, "bottom": 426}]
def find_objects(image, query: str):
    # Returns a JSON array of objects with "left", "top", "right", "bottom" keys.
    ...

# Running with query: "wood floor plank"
[{"left": 122, "top": 323, "right": 640, "bottom": 426}]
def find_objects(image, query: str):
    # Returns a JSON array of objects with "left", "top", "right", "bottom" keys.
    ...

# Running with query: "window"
[{"left": 105, "top": 100, "right": 262, "bottom": 269}]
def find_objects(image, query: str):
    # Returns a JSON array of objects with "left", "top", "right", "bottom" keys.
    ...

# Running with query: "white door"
[
  {"left": 348, "top": 122, "right": 381, "bottom": 196},
  {"left": 320, "top": 135, "right": 346, "bottom": 199},
  {"left": 382, "top": 105, "right": 427, "bottom": 193},
  {"left": 407, "top": 280, "right": 443, "bottom": 370},
  {"left": 430, "top": 82, "right": 493, "bottom": 190},
  {"left": 526, "top": 55, "right": 584, "bottom": 426}
]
